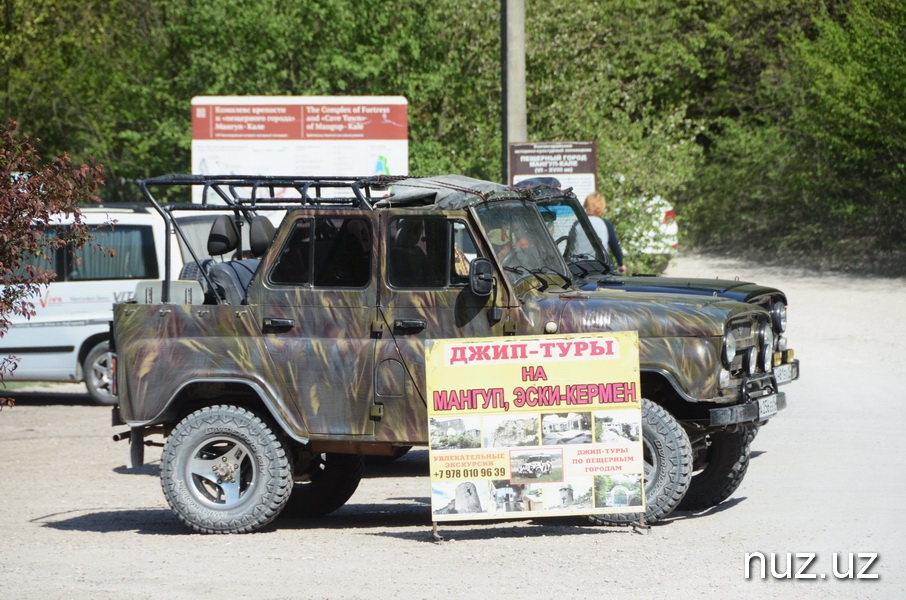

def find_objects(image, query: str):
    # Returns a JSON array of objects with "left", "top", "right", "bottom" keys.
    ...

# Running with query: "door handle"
[
  {"left": 393, "top": 319, "right": 426, "bottom": 333},
  {"left": 263, "top": 317, "right": 295, "bottom": 332}
]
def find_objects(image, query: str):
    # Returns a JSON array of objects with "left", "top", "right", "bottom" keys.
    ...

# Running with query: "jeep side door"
[
  {"left": 248, "top": 210, "right": 378, "bottom": 438},
  {"left": 373, "top": 212, "right": 503, "bottom": 443}
]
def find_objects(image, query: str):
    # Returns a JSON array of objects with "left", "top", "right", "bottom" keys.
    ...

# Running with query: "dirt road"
[{"left": 1, "top": 253, "right": 903, "bottom": 599}]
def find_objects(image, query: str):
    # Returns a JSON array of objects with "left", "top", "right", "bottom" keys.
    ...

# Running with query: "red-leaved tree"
[{"left": 1, "top": 120, "right": 105, "bottom": 408}]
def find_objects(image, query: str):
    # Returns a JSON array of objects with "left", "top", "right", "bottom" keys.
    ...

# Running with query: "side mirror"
[{"left": 469, "top": 258, "right": 494, "bottom": 297}]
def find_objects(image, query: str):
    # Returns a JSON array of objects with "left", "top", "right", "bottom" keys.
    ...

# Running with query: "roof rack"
[
  {"left": 139, "top": 174, "right": 412, "bottom": 212},
  {"left": 138, "top": 174, "right": 412, "bottom": 302}
]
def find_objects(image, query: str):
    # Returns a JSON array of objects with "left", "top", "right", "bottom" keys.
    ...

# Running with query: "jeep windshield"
[
  {"left": 533, "top": 197, "right": 618, "bottom": 278},
  {"left": 473, "top": 199, "right": 570, "bottom": 288}
]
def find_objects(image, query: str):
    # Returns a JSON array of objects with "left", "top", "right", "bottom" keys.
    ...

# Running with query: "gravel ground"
[{"left": 1, "top": 252, "right": 904, "bottom": 600}]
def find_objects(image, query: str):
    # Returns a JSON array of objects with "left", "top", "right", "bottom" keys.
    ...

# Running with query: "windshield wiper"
[
  {"left": 595, "top": 276, "right": 625, "bottom": 287},
  {"left": 534, "top": 266, "right": 571, "bottom": 288},
  {"left": 504, "top": 265, "right": 571, "bottom": 291},
  {"left": 567, "top": 260, "right": 590, "bottom": 277},
  {"left": 566, "top": 255, "right": 617, "bottom": 276},
  {"left": 503, "top": 265, "right": 549, "bottom": 291}
]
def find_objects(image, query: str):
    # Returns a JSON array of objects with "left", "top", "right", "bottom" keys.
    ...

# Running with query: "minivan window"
[{"left": 18, "top": 225, "right": 159, "bottom": 281}]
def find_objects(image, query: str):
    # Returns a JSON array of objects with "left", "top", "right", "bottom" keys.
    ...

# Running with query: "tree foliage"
[
  {"left": 792, "top": 0, "right": 906, "bottom": 255},
  {"left": 0, "top": 119, "right": 105, "bottom": 404},
  {"left": 677, "top": 0, "right": 906, "bottom": 272},
  {"left": 2, "top": 0, "right": 904, "bottom": 274}
]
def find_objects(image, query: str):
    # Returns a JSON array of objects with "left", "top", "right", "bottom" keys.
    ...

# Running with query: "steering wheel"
[{"left": 499, "top": 246, "right": 521, "bottom": 269}]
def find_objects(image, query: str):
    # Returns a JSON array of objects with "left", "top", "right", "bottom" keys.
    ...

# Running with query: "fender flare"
[{"left": 124, "top": 376, "right": 311, "bottom": 444}]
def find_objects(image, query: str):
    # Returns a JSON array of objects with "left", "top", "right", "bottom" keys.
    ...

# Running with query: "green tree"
[
  {"left": 527, "top": 0, "right": 711, "bottom": 198},
  {"left": 0, "top": 119, "right": 105, "bottom": 406},
  {"left": 792, "top": 0, "right": 906, "bottom": 260},
  {"left": 675, "top": 0, "right": 906, "bottom": 273},
  {"left": 2, "top": 0, "right": 505, "bottom": 196},
  {"left": 4, "top": 0, "right": 905, "bottom": 273}
]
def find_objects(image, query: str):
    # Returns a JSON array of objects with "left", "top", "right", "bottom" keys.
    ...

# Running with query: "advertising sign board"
[{"left": 426, "top": 332, "right": 643, "bottom": 522}]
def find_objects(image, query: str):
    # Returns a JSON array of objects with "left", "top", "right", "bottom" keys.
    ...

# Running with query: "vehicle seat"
[
  {"left": 207, "top": 214, "right": 239, "bottom": 257},
  {"left": 183, "top": 215, "right": 274, "bottom": 305},
  {"left": 208, "top": 259, "right": 260, "bottom": 305},
  {"left": 389, "top": 219, "right": 429, "bottom": 287},
  {"left": 205, "top": 215, "right": 256, "bottom": 305}
]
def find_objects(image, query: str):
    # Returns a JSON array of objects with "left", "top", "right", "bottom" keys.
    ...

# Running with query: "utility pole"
[{"left": 501, "top": 0, "right": 527, "bottom": 184}]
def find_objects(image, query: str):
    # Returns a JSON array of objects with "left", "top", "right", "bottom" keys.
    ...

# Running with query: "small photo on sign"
[
  {"left": 541, "top": 412, "right": 593, "bottom": 445},
  {"left": 509, "top": 449, "right": 563, "bottom": 484},
  {"left": 488, "top": 481, "right": 532, "bottom": 515},
  {"left": 541, "top": 478, "right": 594, "bottom": 512},
  {"left": 432, "top": 480, "right": 490, "bottom": 517},
  {"left": 429, "top": 416, "right": 482, "bottom": 451},
  {"left": 482, "top": 413, "right": 540, "bottom": 448},
  {"left": 593, "top": 473, "right": 643, "bottom": 510},
  {"left": 594, "top": 409, "right": 642, "bottom": 444}
]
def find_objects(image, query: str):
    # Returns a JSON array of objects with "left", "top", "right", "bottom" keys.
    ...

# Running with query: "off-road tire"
[
  {"left": 84, "top": 341, "right": 116, "bottom": 405},
  {"left": 678, "top": 428, "right": 751, "bottom": 511},
  {"left": 281, "top": 452, "right": 365, "bottom": 518},
  {"left": 746, "top": 424, "right": 760, "bottom": 445},
  {"left": 589, "top": 399, "right": 692, "bottom": 526},
  {"left": 160, "top": 405, "right": 292, "bottom": 534}
]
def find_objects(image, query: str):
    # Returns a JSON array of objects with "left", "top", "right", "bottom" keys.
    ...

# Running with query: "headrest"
[
  {"left": 394, "top": 219, "right": 423, "bottom": 248},
  {"left": 207, "top": 215, "right": 239, "bottom": 256},
  {"left": 249, "top": 216, "right": 276, "bottom": 257}
]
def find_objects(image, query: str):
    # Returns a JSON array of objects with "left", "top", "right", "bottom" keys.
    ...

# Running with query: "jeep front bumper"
[{"left": 709, "top": 391, "right": 787, "bottom": 427}]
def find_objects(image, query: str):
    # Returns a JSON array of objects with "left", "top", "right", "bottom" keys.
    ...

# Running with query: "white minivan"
[{"left": 1, "top": 205, "right": 220, "bottom": 403}]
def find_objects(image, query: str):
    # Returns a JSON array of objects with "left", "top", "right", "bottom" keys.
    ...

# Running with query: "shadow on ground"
[{"left": 1, "top": 388, "right": 94, "bottom": 407}]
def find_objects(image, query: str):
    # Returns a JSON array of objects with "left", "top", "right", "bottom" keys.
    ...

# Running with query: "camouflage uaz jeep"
[{"left": 111, "top": 174, "right": 798, "bottom": 533}]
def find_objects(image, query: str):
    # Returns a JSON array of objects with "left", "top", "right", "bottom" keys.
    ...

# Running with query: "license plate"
[
  {"left": 774, "top": 363, "right": 793, "bottom": 384},
  {"left": 758, "top": 395, "right": 778, "bottom": 419}
]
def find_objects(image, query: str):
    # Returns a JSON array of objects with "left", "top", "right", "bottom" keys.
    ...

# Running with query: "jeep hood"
[
  {"left": 528, "top": 288, "right": 756, "bottom": 339},
  {"left": 584, "top": 274, "right": 786, "bottom": 304}
]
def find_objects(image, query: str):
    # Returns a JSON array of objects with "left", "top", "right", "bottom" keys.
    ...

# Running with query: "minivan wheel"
[{"left": 84, "top": 341, "right": 116, "bottom": 405}]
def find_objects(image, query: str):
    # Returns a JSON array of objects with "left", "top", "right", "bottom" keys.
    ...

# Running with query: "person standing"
[{"left": 583, "top": 192, "right": 626, "bottom": 274}]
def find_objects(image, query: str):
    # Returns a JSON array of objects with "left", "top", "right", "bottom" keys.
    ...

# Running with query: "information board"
[
  {"left": 509, "top": 141, "right": 597, "bottom": 201},
  {"left": 191, "top": 95, "right": 408, "bottom": 183}
]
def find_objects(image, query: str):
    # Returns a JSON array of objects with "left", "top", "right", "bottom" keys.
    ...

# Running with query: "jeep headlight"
[
  {"left": 761, "top": 344, "right": 774, "bottom": 372},
  {"left": 758, "top": 322, "right": 775, "bottom": 351},
  {"left": 771, "top": 302, "right": 787, "bottom": 334},
  {"left": 744, "top": 346, "right": 758, "bottom": 376},
  {"left": 721, "top": 331, "right": 737, "bottom": 369},
  {"left": 757, "top": 322, "right": 775, "bottom": 371}
]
